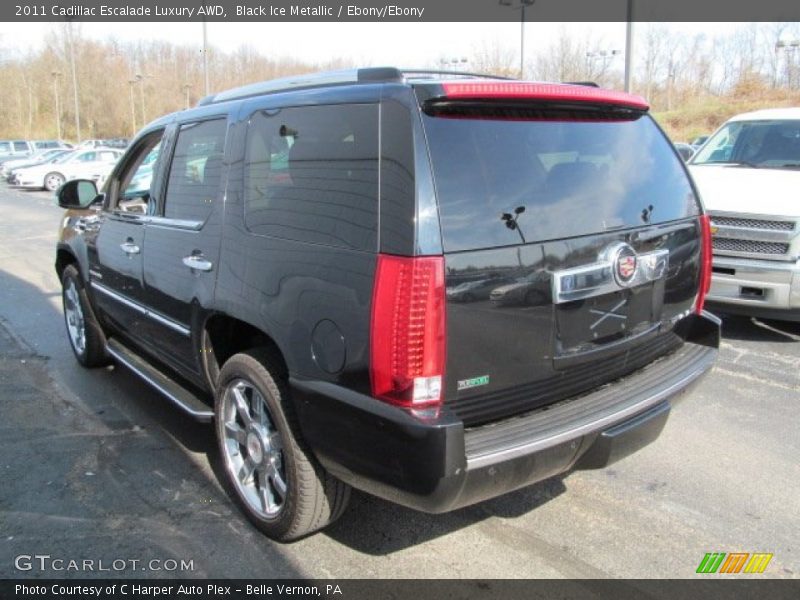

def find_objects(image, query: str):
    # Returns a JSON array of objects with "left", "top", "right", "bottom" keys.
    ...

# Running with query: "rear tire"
[
  {"left": 215, "top": 349, "right": 350, "bottom": 541},
  {"left": 61, "top": 265, "right": 109, "bottom": 367}
]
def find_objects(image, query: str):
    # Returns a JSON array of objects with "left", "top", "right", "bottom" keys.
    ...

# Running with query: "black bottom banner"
[{"left": 1, "top": 579, "right": 798, "bottom": 600}]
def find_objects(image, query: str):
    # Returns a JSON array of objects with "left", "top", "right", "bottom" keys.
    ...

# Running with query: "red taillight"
[
  {"left": 440, "top": 82, "right": 649, "bottom": 111},
  {"left": 696, "top": 214, "right": 713, "bottom": 314},
  {"left": 370, "top": 254, "right": 446, "bottom": 408}
]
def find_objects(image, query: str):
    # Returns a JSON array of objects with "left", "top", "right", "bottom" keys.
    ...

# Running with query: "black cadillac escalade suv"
[{"left": 55, "top": 68, "right": 720, "bottom": 541}]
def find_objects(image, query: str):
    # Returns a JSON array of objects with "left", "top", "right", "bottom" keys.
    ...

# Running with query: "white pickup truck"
[{"left": 688, "top": 108, "right": 800, "bottom": 322}]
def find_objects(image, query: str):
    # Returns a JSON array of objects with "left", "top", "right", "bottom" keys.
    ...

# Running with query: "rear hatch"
[{"left": 415, "top": 82, "right": 704, "bottom": 426}]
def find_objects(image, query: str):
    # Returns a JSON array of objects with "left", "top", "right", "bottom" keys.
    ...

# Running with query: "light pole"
[
  {"left": 440, "top": 57, "right": 469, "bottom": 72},
  {"left": 128, "top": 79, "right": 137, "bottom": 136},
  {"left": 624, "top": 0, "right": 635, "bottom": 92},
  {"left": 182, "top": 83, "right": 193, "bottom": 109},
  {"left": 66, "top": 21, "right": 81, "bottom": 142},
  {"left": 202, "top": 5, "right": 210, "bottom": 95},
  {"left": 51, "top": 71, "right": 62, "bottom": 140},
  {"left": 586, "top": 49, "right": 621, "bottom": 82},
  {"left": 135, "top": 73, "right": 150, "bottom": 125},
  {"left": 776, "top": 40, "right": 800, "bottom": 88},
  {"left": 499, "top": 0, "right": 535, "bottom": 79}
]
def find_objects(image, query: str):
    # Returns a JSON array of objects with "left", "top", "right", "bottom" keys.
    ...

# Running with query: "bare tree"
[{"left": 470, "top": 39, "right": 517, "bottom": 78}]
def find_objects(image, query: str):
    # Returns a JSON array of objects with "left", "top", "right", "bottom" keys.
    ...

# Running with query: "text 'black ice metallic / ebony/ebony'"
[{"left": 55, "top": 67, "right": 719, "bottom": 541}]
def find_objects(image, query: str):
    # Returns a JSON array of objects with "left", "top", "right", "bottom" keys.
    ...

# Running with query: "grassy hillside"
[{"left": 653, "top": 90, "right": 800, "bottom": 144}]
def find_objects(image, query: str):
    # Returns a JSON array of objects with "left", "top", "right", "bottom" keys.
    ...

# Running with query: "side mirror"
[{"left": 57, "top": 179, "right": 102, "bottom": 209}]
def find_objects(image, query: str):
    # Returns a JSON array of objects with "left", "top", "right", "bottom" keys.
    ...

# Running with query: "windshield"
[
  {"left": 691, "top": 119, "right": 800, "bottom": 168},
  {"left": 53, "top": 151, "right": 79, "bottom": 164},
  {"left": 422, "top": 111, "right": 699, "bottom": 252}
]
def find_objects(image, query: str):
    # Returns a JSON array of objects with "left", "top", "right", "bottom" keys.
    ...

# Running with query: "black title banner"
[{"left": 4, "top": 0, "right": 800, "bottom": 22}]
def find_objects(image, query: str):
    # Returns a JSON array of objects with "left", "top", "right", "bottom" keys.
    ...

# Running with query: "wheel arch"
[
  {"left": 55, "top": 247, "right": 78, "bottom": 280},
  {"left": 201, "top": 313, "right": 290, "bottom": 391}
]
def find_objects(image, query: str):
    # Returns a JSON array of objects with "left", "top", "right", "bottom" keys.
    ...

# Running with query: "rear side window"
[
  {"left": 164, "top": 119, "right": 227, "bottom": 223},
  {"left": 421, "top": 112, "right": 699, "bottom": 252},
  {"left": 13, "top": 141, "right": 29, "bottom": 152},
  {"left": 244, "top": 104, "right": 379, "bottom": 251}
]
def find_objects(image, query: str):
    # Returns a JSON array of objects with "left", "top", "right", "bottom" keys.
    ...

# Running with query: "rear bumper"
[
  {"left": 707, "top": 255, "right": 800, "bottom": 320},
  {"left": 291, "top": 312, "right": 720, "bottom": 513}
]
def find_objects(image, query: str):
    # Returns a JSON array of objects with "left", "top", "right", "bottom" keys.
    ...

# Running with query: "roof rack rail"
[
  {"left": 400, "top": 69, "right": 512, "bottom": 81},
  {"left": 196, "top": 67, "right": 513, "bottom": 107},
  {"left": 564, "top": 81, "right": 600, "bottom": 87},
  {"left": 197, "top": 67, "right": 403, "bottom": 106}
]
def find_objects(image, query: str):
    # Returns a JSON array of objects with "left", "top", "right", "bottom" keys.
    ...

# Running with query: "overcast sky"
[{"left": 0, "top": 21, "right": 746, "bottom": 69}]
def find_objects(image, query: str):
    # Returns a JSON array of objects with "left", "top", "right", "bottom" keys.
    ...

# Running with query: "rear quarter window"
[
  {"left": 243, "top": 103, "right": 379, "bottom": 251},
  {"left": 422, "top": 112, "right": 699, "bottom": 252}
]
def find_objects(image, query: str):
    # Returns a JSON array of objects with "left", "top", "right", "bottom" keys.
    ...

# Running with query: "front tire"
[
  {"left": 215, "top": 349, "right": 350, "bottom": 541},
  {"left": 44, "top": 172, "right": 65, "bottom": 192},
  {"left": 61, "top": 265, "right": 109, "bottom": 367}
]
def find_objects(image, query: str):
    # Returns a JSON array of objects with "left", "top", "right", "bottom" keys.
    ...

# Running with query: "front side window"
[
  {"left": 163, "top": 119, "right": 227, "bottom": 223},
  {"left": 691, "top": 119, "right": 800, "bottom": 169},
  {"left": 13, "top": 141, "right": 28, "bottom": 152},
  {"left": 109, "top": 132, "right": 164, "bottom": 215},
  {"left": 243, "top": 104, "right": 379, "bottom": 251}
]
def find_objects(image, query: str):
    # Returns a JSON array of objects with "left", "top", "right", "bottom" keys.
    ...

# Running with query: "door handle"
[
  {"left": 120, "top": 240, "right": 140, "bottom": 255},
  {"left": 182, "top": 254, "right": 213, "bottom": 272}
]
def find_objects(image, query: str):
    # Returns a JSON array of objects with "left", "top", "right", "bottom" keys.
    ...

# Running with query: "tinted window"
[
  {"left": 422, "top": 113, "right": 699, "bottom": 252},
  {"left": 113, "top": 133, "right": 163, "bottom": 215},
  {"left": 13, "top": 141, "right": 29, "bottom": 152},
  {"left": 244, "top": 104, "right": 379, "bottom": 251},
  {"left": 164, "top": 119, "right": 227, "bottom": 222}
]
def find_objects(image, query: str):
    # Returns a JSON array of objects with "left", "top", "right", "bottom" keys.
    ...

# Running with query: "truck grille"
[
  {"left": 712, "top": 238, "right": 789, "bottom": 255},
  {"left": 711, "top": 216, "right": 795, "bottom": 232}
]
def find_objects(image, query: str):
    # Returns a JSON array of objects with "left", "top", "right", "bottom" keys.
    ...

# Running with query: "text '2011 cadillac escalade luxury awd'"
[{"left": 55, "top": 68, "right": 720, "bottom": 542}]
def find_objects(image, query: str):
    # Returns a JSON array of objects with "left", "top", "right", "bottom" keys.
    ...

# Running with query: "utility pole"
[
  {"left": 51, "top": 71, "right": 62, "bottom": 140},
  {"left": 183, "top": 83, "right": 193, "bottom": 109},
  {"left": 128, "top": 79, "right": 137, "bottom": 135},
  {"left": 66, "top": 22, "right": 81, "bottom": 142},
  {"left": 136, "top": 73, "right": 150, "bottom": 124}
]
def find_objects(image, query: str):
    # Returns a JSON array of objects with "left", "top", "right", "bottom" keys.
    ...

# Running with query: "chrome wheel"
[
  {"left": 220, "top": 379, "right": 287, "bottom": 519},
  {"left": 64, "top": 278, "right": 86, "bottom": 355}
]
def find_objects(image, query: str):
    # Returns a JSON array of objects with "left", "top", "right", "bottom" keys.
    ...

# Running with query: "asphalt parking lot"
[{"left": 0, "top": 185, "right": 797, "bottom": 579}]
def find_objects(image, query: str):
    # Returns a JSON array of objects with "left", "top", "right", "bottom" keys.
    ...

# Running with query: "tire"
[
  {"left": 61, "top": 264, "right": 109, "bottom": 367},
  {"left": 215, "top": 349, "right": 350, "bottom": 541},
  {"left": 44, "top": 172, "right": 65, "bottom": 192}
]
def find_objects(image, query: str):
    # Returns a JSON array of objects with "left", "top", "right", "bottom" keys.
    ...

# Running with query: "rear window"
[{"left": 421, "top": 112, "right": 699, "bottom": 252}]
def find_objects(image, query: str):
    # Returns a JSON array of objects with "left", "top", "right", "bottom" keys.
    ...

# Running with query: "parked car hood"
[{"left": 689, "top": 165, "right": 800, "bottom": 218}]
